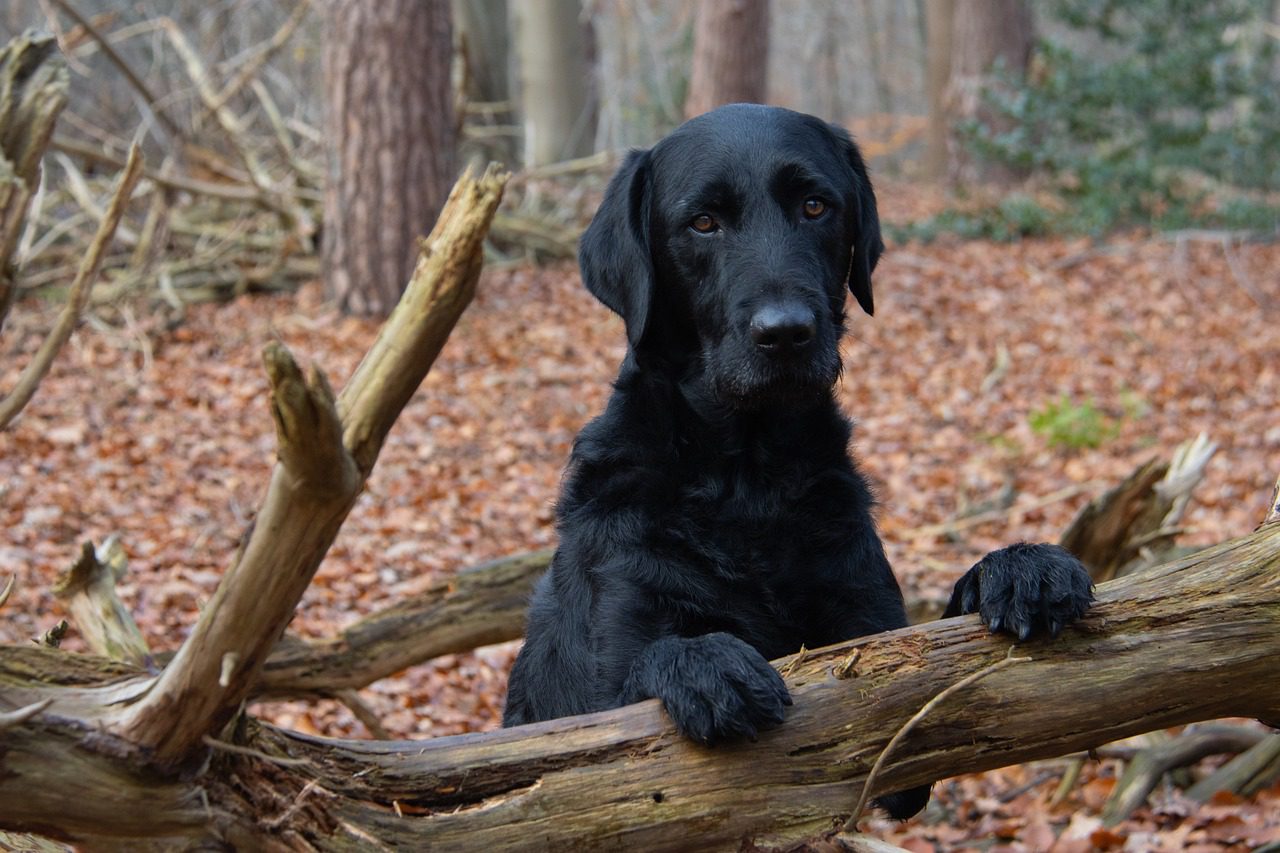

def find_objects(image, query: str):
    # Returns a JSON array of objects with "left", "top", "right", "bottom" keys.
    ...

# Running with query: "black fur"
[{"left": 502, "top": 105, "right": 1094, "bottom": 820}]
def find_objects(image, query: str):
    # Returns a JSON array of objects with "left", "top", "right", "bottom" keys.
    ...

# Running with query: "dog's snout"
[{"left": 750, "top": 303, "right": 816, "bottom": 352}]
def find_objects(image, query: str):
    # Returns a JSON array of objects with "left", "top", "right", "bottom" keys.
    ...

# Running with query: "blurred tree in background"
[
  {"left": 321, "top": 0, "right": 455, "bottom": 315},
  {"left": 683, "top": 0, "right": 769, "bottom": 119},
  {"left": 512, "top": 0, "right": 595, "bottom": 167},
  {"left": 943, "top": 0, "right": 1034, "bottom": 185}
]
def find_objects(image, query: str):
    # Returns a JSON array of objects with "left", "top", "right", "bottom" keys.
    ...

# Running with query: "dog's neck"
[{"left": 616, "top": 351, "right": 853, "bottom": 464}]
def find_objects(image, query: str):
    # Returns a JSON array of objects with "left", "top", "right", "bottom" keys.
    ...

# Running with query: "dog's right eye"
[{"left": 690, "top": 214, "right": 719, "bottom": 234}]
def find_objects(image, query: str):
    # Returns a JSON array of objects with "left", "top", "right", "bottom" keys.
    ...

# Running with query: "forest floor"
[{"left": 2, "top": 187, "right": 1279, "bottom": 850}]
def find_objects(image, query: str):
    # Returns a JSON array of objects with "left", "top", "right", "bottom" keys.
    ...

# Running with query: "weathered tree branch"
[
  {"left": 51, "top": 538, "right": 150, "bottom": 666},
  {"left": 1060, "top": 433, "right": 1216, "bottom": 581},
  {"left": 1100, "top": 724, "right": 1267, "bottom": 826},
  {"left": 256, "top": 549, "right": 549, "bottom": 698},
  {"left": 46, "top": 0, "right": 186, "bottom": 143},
  {"left": 111, "top": 165, "right": 508, "bottom": 766},
  {"left": 0, "top": 143, "right": 144, "bottom": 428},
  {"left": 1186, "top": 731, "right": 1280, "bottom": 802},
  {"left": 2, "top": 522, "right": 1276, "bottom": 849},
  {"left": 1, "top": 31, "right": 69, "bottom": 334}
]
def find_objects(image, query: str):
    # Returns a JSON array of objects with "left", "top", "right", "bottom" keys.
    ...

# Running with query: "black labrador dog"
[{"left": 503, "top": 104, "right": 1093, "bottom": 819}]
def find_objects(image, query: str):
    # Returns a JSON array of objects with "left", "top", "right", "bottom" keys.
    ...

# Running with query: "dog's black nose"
[{"left": 750, "top": 303, "right": 816, "bottom": 352}]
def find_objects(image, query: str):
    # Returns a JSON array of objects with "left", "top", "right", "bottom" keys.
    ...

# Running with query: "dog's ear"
[
  {"left": 833, "top": 128, "right": 882, "bottom": 316},
  {"left": 579, "top": 149, "right": 654, "bottom": 348}
]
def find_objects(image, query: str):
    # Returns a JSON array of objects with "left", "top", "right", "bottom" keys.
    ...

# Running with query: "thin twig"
[
  {"left": 159, "top": 18, "right": 285, "bottom": 215},
  {"left": 1050, "top": 754, "right": 1086, "bottom": 805},
  {"left": 46, "top": 0, "right": 184, "bottom": 143},
  {"left": 0, "top": 144, "right": 144, "bottom": 428},
  {"left": 206, "top": 0, "right": 312, "bottom": 117},
  {"left": 834, "top": 647, "right": 863, "bottom": 680},
  {"left": 0, "top": 575, "right": 13, "bottom": 610},
  {"left": 52, "top": 151, "right": 138, "bottom": 245},
  {"left": 781, "top": 645, "right": 808, "bottom": 678},
  {"left": 52, "top": 135, "right": 262, "bottom": 203},
  {"left": 844, "top": 648, "right": 1031, "bottom": 828},
  {"left": 264, "top": 778, "right": 335, "bottom": 830}
]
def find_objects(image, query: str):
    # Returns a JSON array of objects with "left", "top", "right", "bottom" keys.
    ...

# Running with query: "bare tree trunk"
[
  {"left": 512, "top": 0, "right": 594, "bottom": 167},
  {"left": 453, "top": 0, "right": 510, "bottom": 105},
  {"left": 321, "top": 0, "right": 456, "bottom": 316},
  {"left": 923, "top": 0, "right": 954, "bottom": 181},
  {"left": 2, "top": 522, "right": 1277, "bottom": 849},
  {"left": 684, "top": 0, "right": 770, "bottom": 119},
  {"left": 945, "top": 0, "right": 1033, "bottom": 184},
  {"left": 859, "top": 0, "right": 893, "bottom": 116}
]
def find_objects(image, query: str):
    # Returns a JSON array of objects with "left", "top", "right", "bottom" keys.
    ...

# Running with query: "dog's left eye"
[
  {"left": 802, "top": 198, "right": 827, "bottom": 219},
  {"left": 690, "top": 214, "right": 719, "bottom": 234}
]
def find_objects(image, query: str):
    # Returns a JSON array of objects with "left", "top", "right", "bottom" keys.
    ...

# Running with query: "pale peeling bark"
[
  {"left": 1, "top": 522, "right": 1277, "bottom": 849},
  {"left": 111, "top": 165, "right": 508, "bottom": 767},
  {"left": 1, "top": 32, "right": 68, "bottom": 333}
]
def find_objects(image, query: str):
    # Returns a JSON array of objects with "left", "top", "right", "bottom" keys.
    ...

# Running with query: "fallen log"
[
  {"left": 256, "top": 549, "right": 550, "bottom": 697},
  {"left": 2, "top": 521, "right": 1276, "bottom": 850}
]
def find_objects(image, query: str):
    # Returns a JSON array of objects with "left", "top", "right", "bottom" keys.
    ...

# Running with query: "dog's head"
[{"left": 579, "top": 104, "right": 882, "bottom": 409}]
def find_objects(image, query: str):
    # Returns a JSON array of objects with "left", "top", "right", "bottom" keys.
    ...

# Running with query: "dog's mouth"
[{"left": 709, "top": 349, "right": 841, "bottom": 411}]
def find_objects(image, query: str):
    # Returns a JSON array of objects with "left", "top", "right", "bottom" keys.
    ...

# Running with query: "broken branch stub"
[
  {"left": 51, "top": 539, "right": 150, "bottom": 666},
  {"left": 0, "top": 31, "right": 69, "bottom": 333}
]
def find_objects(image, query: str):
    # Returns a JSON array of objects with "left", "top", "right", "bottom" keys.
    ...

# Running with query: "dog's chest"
[{"left": 663, "top": 464, "right": 830, "bottom": 634}]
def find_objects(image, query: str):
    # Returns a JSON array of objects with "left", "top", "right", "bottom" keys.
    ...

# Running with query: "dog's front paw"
[
  {"left": 946, "top": 543, "right": 1093, "bottom": 640},
  {"left": 623, "top": 632, "right": 792, "bottom": 745}
]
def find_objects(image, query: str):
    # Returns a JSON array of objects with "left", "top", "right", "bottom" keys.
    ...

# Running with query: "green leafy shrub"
[
  {"left": 1029, "top": 396, "right": 1119, "bottom": 449},
  {"left": 915, "top": 0, "right": 1280, "bottom": 239},
  {"left": 889, "top": 193, "right": 1055, "bottom": 242}
]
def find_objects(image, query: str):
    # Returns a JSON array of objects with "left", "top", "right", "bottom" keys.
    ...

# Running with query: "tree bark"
[
  {"left": 945, "top": 0, "right": 1034, "bottom": 184},
  {"left": 2, "top": 522, "right": 1277, "bottom": 849},
  {"left": 684, "top": 0, "right": 770, "bottom": 119},
  {"left": 321, "top": 0, "right": 456, "bottom": 315},
  {"left": 512, "top": 0, "right": 594, "bottom": 166}
]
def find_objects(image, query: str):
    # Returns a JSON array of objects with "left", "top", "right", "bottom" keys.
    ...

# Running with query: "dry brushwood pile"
[{"left": 2, "top": 176, "right": 1279, "bottom": 849}]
